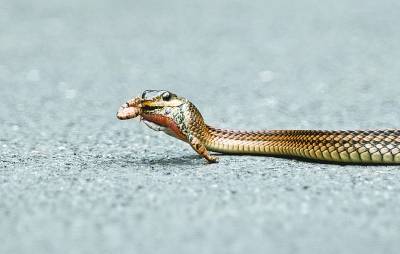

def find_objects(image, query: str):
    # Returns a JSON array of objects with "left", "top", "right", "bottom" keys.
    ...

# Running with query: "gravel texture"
[{"left": 1, "top": 0, "right": 400, "bottom": 253}]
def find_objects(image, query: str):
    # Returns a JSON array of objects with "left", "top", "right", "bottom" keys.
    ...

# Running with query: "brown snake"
[{"left": 117, "top": 90, "right": 400, "bottom": 164}]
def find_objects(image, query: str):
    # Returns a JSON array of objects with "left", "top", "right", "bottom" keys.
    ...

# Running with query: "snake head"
[
  {"left": 117, "top": 90, "right": 191, "bottom": 138},
  {"left": 140, "top": 90, "right": 185, "bottom": 115},
  {"left": 117, "top": 90, "right": 216, "bottom": 163}
]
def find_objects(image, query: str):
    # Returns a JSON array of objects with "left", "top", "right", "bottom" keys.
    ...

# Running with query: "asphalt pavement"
[{"left": 1, "top": 0, "right": 400, "bottom": 253}]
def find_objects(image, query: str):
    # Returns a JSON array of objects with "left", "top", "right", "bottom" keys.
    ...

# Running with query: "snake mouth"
[
  {"left": 140, "top": 99, "right": 168, "bottom": 113},
  {"left": 142, "top": 105, "right": 163, "bottom": 111}
]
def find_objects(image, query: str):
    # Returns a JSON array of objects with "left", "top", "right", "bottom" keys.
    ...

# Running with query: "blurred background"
[{"left": 1, "top": 0, "right": 400, "bottom": 253}]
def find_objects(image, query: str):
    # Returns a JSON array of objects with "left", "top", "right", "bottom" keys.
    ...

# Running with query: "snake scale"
[{"left": 117, "top": 90, "right": 400, "bottom": 164}]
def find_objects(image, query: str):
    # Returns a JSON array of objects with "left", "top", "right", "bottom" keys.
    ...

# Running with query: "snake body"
[
  {"left": 205, "top": 128, "right": 400, "bottom": 164},
  {"left": 117, "top": 90, "right": 400, "bottom": 164}
]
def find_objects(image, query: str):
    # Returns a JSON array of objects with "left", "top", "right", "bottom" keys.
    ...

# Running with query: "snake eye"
[{"left": 162, "top": 92, "right": 171, "bottom": 101}]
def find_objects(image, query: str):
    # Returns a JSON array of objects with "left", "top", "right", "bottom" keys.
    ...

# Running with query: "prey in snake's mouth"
[{"left": 117, "top": 89, "right": 400, "bottom": 165}]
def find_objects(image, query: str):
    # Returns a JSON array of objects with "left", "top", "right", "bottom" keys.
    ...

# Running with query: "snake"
[{"left": 116, "top": 90, "right": 400, "bottom": 164}]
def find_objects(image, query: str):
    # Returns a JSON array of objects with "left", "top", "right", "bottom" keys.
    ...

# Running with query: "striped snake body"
[{"left": 117, "top": 90, "right": 400, "bottom": 164}]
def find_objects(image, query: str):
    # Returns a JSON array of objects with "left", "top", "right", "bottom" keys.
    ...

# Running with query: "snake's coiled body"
[{"left": 117, "top": 90, "right": 400, "bottom": 164}]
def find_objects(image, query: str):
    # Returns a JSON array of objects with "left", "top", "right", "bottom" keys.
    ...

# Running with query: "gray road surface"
[{"left": 1, "top": 0, "right": 400, "bottom": 253}]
